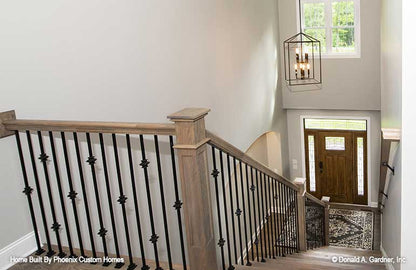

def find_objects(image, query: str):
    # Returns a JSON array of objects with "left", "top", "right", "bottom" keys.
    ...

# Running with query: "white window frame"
[{"left": 298, "top": 0, "right": 361, "bottom": 58}]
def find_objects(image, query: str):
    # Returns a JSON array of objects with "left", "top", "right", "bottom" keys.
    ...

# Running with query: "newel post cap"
[
  {"left": 168, "top": 108, "right": 210, "bottom": 122},
  {"left": 0, "top": 110, "right": 16, "bottom": 138}
]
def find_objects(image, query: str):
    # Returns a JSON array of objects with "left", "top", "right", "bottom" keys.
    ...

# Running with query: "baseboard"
[
  {"left": 0, "top": 231, "right": 39, "bottom": 270},
  {"left": 380, "top": 245, "right": 395, "bottom": 270}
]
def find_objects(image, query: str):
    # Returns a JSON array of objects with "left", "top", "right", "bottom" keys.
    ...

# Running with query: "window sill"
[{"left": 321, "top": 52, "right": 361, "bottom": 59}]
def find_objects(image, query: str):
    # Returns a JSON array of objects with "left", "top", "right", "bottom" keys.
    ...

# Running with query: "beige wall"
[
  {"left": 380, "top": 0, "right": 402, "bottom": 267},
  {"left": 278, "top": 0, "right": 381, "bottom": 111},
  {"left": 246, "top": 132, "right": 284, "bottom": 176},
  {"left": 0, "top": 0, "right": 289, "bottom": 252},
  {"left": 286, "top": 109, "right": 381, "bottom": 206}
]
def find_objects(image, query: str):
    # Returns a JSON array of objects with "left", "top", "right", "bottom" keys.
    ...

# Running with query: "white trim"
[
  {"left": 0, "top": 231, "right": 39, "bottom": 270},
  {"left": 380, "top": 245, "right": 395, "bottom": 270},
  {"left": 300, "top": 114, "right": 372, "bottom": 206}
]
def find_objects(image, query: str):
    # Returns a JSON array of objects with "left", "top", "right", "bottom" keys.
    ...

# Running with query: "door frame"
[{"left": 299, "top": 115, "right": 372, "bottom": 206}]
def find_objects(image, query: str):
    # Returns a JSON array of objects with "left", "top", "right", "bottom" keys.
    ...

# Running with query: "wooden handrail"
[
  {"left": 206, "top": 130, "right": 299, "bottom": 191},
  {"left": 305, "top": 192, "right": 326, "bottom": 207},
  {"left": 3, "top": 119, "right": 176, "bottom": 135}
]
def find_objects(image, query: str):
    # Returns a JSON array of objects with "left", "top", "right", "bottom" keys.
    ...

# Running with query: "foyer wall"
[
  {"left": 278, "top": 0, "right": 381, "bottom": 111},
  {"left": 380, "top": 0, "right": 402, "bottom": 268},
  {"left": 0, "top": 0, "right": 288, "bottom": 253}
]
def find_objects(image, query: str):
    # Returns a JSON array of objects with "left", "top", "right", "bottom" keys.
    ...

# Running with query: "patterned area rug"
[{"left": 329, "top": 208, "right": 374, "bottom": 250}]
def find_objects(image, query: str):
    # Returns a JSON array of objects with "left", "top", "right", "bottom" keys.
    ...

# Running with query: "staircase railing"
[
  {"left": 207, "top": 131, "right": 300, "bottom": 269},
  {"left": 1, "top": 112, "right": 186, "bottom": 270},
  {"left": 305, "top": 194, "right": 326, "bottom": 249},
  {"left": 0, "top": 108, "right": 330, "bottom": 270}
]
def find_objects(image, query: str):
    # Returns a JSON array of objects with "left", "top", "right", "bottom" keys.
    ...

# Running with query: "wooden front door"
[{"left": 305, "top": 129, "right": 367, "bottom": 204}]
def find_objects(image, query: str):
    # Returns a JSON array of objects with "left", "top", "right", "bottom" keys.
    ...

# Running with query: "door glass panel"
[
  {"left": 305, "top": 119, "right": 366, "bottom": 131},
  {"left": 325, "top": 137, "right": 345, "bottom": 150},
  {"left": 308, "top": 135, "right": 316, "bottom": 192},
  {"left": 357, "top": 137, "right": 364, "bottom": 195}
]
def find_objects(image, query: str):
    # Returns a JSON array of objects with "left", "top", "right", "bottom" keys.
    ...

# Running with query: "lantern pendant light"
[{"left": 284, "top": 0, "right": 322, "bottom": 86}]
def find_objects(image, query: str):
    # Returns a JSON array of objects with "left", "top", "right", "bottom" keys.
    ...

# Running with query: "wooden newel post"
[
  {"left": 168, "top": 108, "right": 219, "bottom": 270},
  {"left": 294, "top": 178, "right": 307, "bottom": 251}
]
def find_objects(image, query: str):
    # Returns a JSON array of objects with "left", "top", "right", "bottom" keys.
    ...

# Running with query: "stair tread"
[{"left": 235, "top": 247, "right": 385, "bottom": 270}]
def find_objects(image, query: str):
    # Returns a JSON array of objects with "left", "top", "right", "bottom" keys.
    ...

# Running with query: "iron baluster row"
[
  {"left": 15, "top": 131, "right": 188, "bottom": 270},
  {"left": 208, "top": 144, "right": 301, "bottom": 269},
  {"left": 305, "top": 197, "right": 325, "bottom": 250},
  {"left": 15, "top": 131, "right": 45, "bottom": 256}
]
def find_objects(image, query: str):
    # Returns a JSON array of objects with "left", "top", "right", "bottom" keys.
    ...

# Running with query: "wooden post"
[
  {"left": 321, "top": 196, "right": 330, "bottom": 246},
  {"left": 294, "top": 178, "right": 307, "bottom": 251},
  {"left": 0, "top": 110, "right": 16, "bottom": 138},
  {"left": 168, "top": 108, "right": 218, "bottom": 270}
]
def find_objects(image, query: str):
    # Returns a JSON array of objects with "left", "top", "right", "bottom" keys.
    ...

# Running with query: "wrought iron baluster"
[
  {"left": 37, "top": 131, "right": 65, "bottom": 258},
  {"left": 250, "top": 167, "right": 259, "bottom": 262},
  {"left": 99, "top": 133, "right": 124, "bottom": 268},
  {"left": 154, "top": 135, "right": 173, "bottom": 270},
  {"left": 61, "top": 132, "right": 83, "bottom": 257},
  {"left": 218, "top": 150, "right": 234, "bottom": 270},
  {"left": 272, "top": 179, "right": 280, "bottom": 257},
  {"left": 73, "top": 132, "right": 96, "bottom": 259},
  {"left": 85, "top": 133, "right": 109, "bottom": 265},
  {"left": 265, "top": 176, "right": 272, "bottom": 259},
  {"left": 139, "top": 135, "right": 161, "bottom": 270},
  {"left": 49, "top": 131, "right": 74, "bottom": 257},
  {"left": 232, "top": 157, "right": 243, "bottom": 264},
  {"left": 226, "top": 154, "right": 238, "bottom": 264},
  {"left": 211, "top": 147, "right": 226, "bottom": 270},
  {"left": 245, "top": 165, "right": 254, "bottom": 263},
  {"left": 239, "top": 161, "right": 251, "bottom": 266},
  {"left": 293, "top": 188, "right": 300, "bottom": 252},
  {"left": 289, "top": 188, "right": 294, "bottom": 253},
  {"left": 277, "top": 182, "right": 286, "bottom": 257},
  {"left": 267, "top": 177, "right": 275, "bottom": 259},
  {"left": 15, "top": 131, "right": 44, "bottom": 255},
  {"left": 255, "top": 170, "right": 265, "bottom": 262},
  {"left": 259, "top": 173, "right": 267, "bottom": 261},
  {"left": 125, "top": 134, "right": 148, "bottom": 270},
  {"left": 169, "top": 136, "right": 187, "bottom": 270},
  {"left": 112, "top": 134, "right": 136, "bottom": 270}
]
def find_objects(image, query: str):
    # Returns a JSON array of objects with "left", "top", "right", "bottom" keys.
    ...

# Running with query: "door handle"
[{"left": 319, "top": 161, "right": 323, "bottom": 173}]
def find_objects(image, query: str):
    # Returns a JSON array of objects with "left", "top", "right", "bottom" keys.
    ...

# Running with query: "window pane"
[
  {"left": 308, "top": 135, "right": 316, "bottom": 192},
  {"left": 332, "top": 1, "right": 355, "bottom": 27},
  {"left": 332, "top": 28, "right": 355, "bottom": 53},
  {"left": 357, "top": 137, "right": 364, "bottom": 196},
  {"left": 304, "top": 28, "right": 326, "bottom": 53},
  {"left": 305, "top": 119, "right": 367, "bottom": 131},
  {"left": 303, "top": 2, "right": 325, "bottom": 27},
  {"left": 325, "top": 137, "right": 345, "bottom": 150}
]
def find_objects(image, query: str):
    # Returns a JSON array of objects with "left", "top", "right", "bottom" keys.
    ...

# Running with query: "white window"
[{"left": 300, "top": 0, "right": 360, "bottom": 58}]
